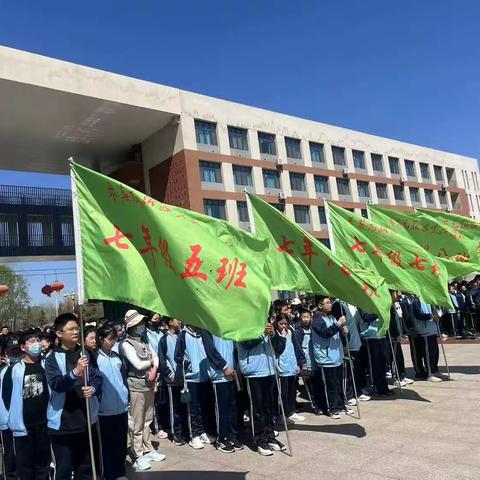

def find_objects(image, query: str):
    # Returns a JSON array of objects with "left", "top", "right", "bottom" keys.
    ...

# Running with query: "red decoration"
[
  {"left": 0, "top": 285, "right": 9, "bottom": 296},
  {"left": 51, "top": 281, "right": 64, "bottom": 293},
  {"left": 41, "top": 284, "right": 54, "bottom": 297}
]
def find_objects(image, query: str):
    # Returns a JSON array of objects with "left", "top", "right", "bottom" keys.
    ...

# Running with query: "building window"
[
  {"left": 285, "top": 137, "right": 302, "bottom": 159},
  {"left": 393, "top": 185, "right": 405, "bottom": 201},
  {"left": 353, "top": 150, "right": 365, "bottom": 169},
  {"left": 439, "top": 191, "right": 448, "bottom": 205},
  {"left": 60, "top": 215, "right": 74, "bottom": 247},
  {"left": 424, "top": 189, "right": 434, "bottom": 204},
  {"left": 410, "top": 187, "right": 420, "bottom": 203},
  {"left": 294, "top": 205, "right": 310, "bottom": 224},
  {"left": 318, "top": 206, "right": 327, "bottom": 224},
  {"left": 336, "top": 178, "right": 350, "bottom": 196},
  {"left": 357, "top": 181, "right": 370, "bottom": 198},
  {"left": 405, "top": 160, "right": 415, "bottom": 177},
  {"left": 420, "top": 163, "right": 430, "bottom": 181},
  {"left": 263, "top": 169, "right": 281, "bottom": 189},
  {"left": 290, "top": 172, "right": 306, "bottom": 191},
  {"left": 314, "top": 175, "right": 329, "bottom": 194},
  {"left": 258, "top": 132, "right": 277, "bottom": 155},
  {"left": 199, "top": 161, "right": 222, "bottom": 183},
  {"left": 203, "top": 199, "right": 226, "bottom": 220},
  {"left": 310, "top": 142, "right": 325, "bottom": 163},
  {"left": 232, "top": 165, "right": 253, "bottom": 186},
  {"left": 228, "top": 127, "right": 249, "bottom": 151},
  {"left": 332, "top": 146, "right": 346, "bottom": 166},
  {"left": 376, "top": 183, "right": 388, "bottom": 199},
  {"left": 389, "top": 157, "right": 400, "bottom": 175},
  {"left": 236, "top": 201, "right": 249, "bottom": 222},
  {"left": 195, "top": 119, "right": 217, "bottom": 145},
  {"left": 27, "top": 214, "right": 54, "bottom": 247},
  {"left": 320, "top": 239, "right": 331, "bottom": 249},
  {"left": 361, "top": 209, "right": 368, "bottom": 218},
  {"left": 269, "top": 203, "right": 285, "bottom": 212},
  {"left": 371, "top": 153, "right": 384, "bottom": 172},
  {"left": 434, "top": 165, "right": 443, "bottom": 182}
]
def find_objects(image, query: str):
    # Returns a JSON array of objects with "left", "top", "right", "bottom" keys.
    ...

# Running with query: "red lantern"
[
  {"left": 41, "top": 284, "right": 54, "bottom": 297},
  {"left": 0, "top": 285, "right": 8, "bottom": 296},
  {"left": 51, "top": 281, "right": 64, "bottom": 293}
]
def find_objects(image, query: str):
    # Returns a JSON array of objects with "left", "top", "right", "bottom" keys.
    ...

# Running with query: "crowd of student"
[{"left": 0, "top": 275, "right": 479, "bottom": 479}]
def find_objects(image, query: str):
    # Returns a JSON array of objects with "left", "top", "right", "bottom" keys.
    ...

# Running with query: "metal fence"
[{"left": 0, "top": 185, "right": 72, "bottom": 207}]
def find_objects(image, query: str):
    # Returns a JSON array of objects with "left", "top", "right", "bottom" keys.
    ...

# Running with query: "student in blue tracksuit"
[
  {"left": 203, "top": 331, "right": 243, "bottom": 453},
  {"left": 273, "top": 313, "right": 307, "bottom": 423},
  {"left": 237, "top": 322, "right": 286, "bottom": 456},
  {"left": 174, "top": 325, "right": 216, "bottom": 450},
  {"left": 6, "top": 329, "right": 51, "bottom": 480},
  {"left": 45, "top": 313, "right": 103, "bottom": 480},
  {"left": 158, "top": 316, "right": 188, "bottom": 446},
  {"left": 311, "top": 296, "right": 347, "bottom": 419},
  {"left": 96, "top": 322, "right": 129, "bottom": 480}
]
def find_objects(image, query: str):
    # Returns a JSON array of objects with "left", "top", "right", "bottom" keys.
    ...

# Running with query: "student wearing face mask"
[
  {"left": 121, "top": 310, "right": 165, "bottom": 472},
  {"left": 5, "top": 330, "right": 51, "bottom": 480}
]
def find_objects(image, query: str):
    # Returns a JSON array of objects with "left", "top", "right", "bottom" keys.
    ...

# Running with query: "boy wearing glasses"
[{"left": 45, "top": 313, "right": 102, "bottom": 480}]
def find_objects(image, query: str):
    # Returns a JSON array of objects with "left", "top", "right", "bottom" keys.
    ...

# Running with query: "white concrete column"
[
  {"left": 432, "top": 190, "right": 441, "bottom": 208},
  {"left": 252, "top": 166, "right": 265, "bottom": 194},
  {"left": 276, "top": 135, "right": 287, "bottom": 160},
  {"left": 329, "top": 176, "right": 339, "bottom": 200},
  {"left": 221, "top": 163, "right": 234, "bottom": 192},
  {"left": 404, "top": 186, "right": 412, "bottom": 207},
  {"left": 225, "top": 199, "right": 238, "bottom": 226},
  {"left": 280, "top": 170, "right": 292, "bottom": 196},
  {"left": 350, "top": 178, "right": 360, "bottom": 202},
  {"left": 302, "top": 140, "right": 312, "bottom": 167},
  {"left": 284, "top": 203, "right": 295, "bottom": 221},
  {"left": 369, "top": 181, "right": 378, "bottom": 203},
  {"left": 248, "top": 129, "right": 260, "bottom": 160},
  {"left": 311, "top": 205, "right": 321, "bottom": 231},
  {"left": 324, "top": 143, "right": 335, "bottom": 170},
  {"left": 419, "top": 188, "right": 427, "bottom": 207},
  {"left": 305, "top": 173, "right": 316, "bottom": 199}
]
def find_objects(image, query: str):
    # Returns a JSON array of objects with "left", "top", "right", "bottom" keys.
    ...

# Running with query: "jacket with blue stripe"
[
  {"left": 311, "top": 313, "right": 344, "bottom": 367},
  {"left": 237, "top": 333, "right": 282, "bottom": 378},
  {"left": 95, "top": 349, "right": 129, "bottom": 417},
  {"left": 203, "top": 332, "right": 235, "bottom": 383},
  {"left": 358, "top": 310, "right": 385, "bottom": 340},
  {"left": 294, "top": 325, "right": 313, "bottom": 370},
  {"left": 332, "top": 300, "right": 362, "bottom": 352},
  {"left": 410, "top": 298, "right": 438, "bottom": 336},
  {"left": 0, "top": 365, "right": 12, "bottom": 431},
  {"left": 174, "top": 328, "right": 210, "bottom": 383},
  {"left": 146, "top": 328, "right": 162, "bottom": 356},
  {"left": 45, "top": 349, "right": 102, "bottom": 431},
  {"left": 272, "top": 329, "right": 306, "bottom": 376},
  {"left": 158, "top": 331, "right": 179, "bottom": 385}
]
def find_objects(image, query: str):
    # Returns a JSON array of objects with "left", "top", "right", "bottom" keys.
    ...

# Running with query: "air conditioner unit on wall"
[
  {"left": 276, "top": 158, "right": 285, "bottom": 168},
  {"left": 278, "top": 191, "right": 287, "bottom": 200},
  {"left": 445, "top": 206, "right": 452, "bottom": 212},
  {"left": 399, "top": 176, "right": 407, "bottom": 183},
  {"left": 341, "top": 168, "right": 349, "bottom": 176},
  {"left": 441, "top": 182, "right": 449, "bottom": 190}
]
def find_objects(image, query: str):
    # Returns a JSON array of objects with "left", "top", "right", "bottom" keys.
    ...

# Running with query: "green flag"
[
  {"left": 326, "top": 201, "right": 452, "bottom": 309},
  {"left": 71, "top": 162, "right": 272, "bottom": 341},
  {"left": 247, "top": 193, "right": 392, "bottom": 327},
  {"left": 368, "top": 205, "right": 480, "bottom": 279}
]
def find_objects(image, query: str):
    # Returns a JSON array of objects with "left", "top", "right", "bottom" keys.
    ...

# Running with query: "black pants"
[
  {"left": 410, "top": 334, "right": 426, "bottom": 376},
  {"left": 14, "top": 423, "right": 50, "bottom": 480},
  {"left": 99, "top": 413, "right": 127, "bottom": 480},
  {"left": 388, "top": 339, "right": 406, "bottom": 379},
  {"left": 363, "top": 339, "right": 389, "bottom": 394},
  {"left": 313, "top": 365, "right": 344, "bottom": 414},
  {"left": 154, "top": 384, "right": 170, "bottom": 433},
  {"left": 423, "top": 335, "right": 440, "bottom": 374},
  {"left": 167, "top": 385, "right": 188, "bottom": 438},
  {"left": 345, "top": 352, "right": 363, "bottom": 400},
  {"left": 50, "top": 427, "right": 100, "bottom": 480},
  {"left": 187, "top": 381, "right": 216, "bottom": 438},
  {"left": 213, "top": 381, "right": 238, "bottom": 441},
  {"left": 441, "top": 313, "right": 456, "bottom": 336},
  {"left": 246, "top": 376, "right": 275, "bottom": 445},
  {"left": 279, "top": 375, "right": 297, "bottom": 417},
  {"left": 0, "top": 428, "right": 17, "bottom": 480}
]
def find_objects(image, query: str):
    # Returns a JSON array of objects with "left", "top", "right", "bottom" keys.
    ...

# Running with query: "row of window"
[
  {"left": 200, "top": 161, "right": 442, "bottom": 203},
  {"left": 195, "top": 119, "right": 447, "bottom": 181}
]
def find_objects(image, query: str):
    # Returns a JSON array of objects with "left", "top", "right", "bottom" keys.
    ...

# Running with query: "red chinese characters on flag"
[
  {"left": 351, "top": 237, "right": 367, "bottom": 253},
  {"left": 104, "top": 226, "right": 133, "bottom": 250},
  {"left": 139, "top": 225, "right": 157, "bottom": 266},
  {"left": 301, "top": 237, "right": 318, "bottom": 266},
  {"left": 386, "top": 251, "right": 404, "bottom": 269},
  {"left": 408, "top": 254, "right": 427, "bottom": 271},
  {"left": 277, "top": 235, "right": 295, "bottom": 255},
  {"left": 180, "top": 245, "right": 208, "bottom": 282},
  {"left": 107, "top": 184, "right": 117, "bottom": 202},
  {"left": 216, "top": 257, "right": 247, "bottom": 289},
  {"left": 362, "top": 283, "right": 380, "bottom": 298},
  {"left": 159, "top": 239, "right": 176, "bottom": 274}
]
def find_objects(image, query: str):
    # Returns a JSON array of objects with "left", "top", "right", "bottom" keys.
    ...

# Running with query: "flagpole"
[
  {"left": 245, "top": 191, "right": 257, "bottom": 235},
  {"left": 323, "top": 201, "right": 336, "bottom": 254}
]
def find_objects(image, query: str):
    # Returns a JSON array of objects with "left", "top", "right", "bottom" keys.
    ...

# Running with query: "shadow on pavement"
[
  {"left": 127, "top": 469, "right": 248, "bottom": 479},
  {"left": 447, "top": 366, "right": 480, "bottom": 375},
  {"left": 394, "top": 388, "right": 431, "bottom": 403},
  {"left": 290, "top": 422, "right": 366, "bottom": 438}
]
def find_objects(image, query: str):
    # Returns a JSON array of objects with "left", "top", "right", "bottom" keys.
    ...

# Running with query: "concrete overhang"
[{"left": 0, "top": 45, "right": 182, "bottom": 175}]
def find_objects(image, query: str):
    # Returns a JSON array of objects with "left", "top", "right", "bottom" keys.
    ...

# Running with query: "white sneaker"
[
  {"left": 200, "top": 432, "right": 216, "bottom": 444},
  {"left": 133, "top": 457, "right": 151, "bottom": 471},
  {"left": 347, "top": 398, "right": 357, "bottom": 406},
  {"left": 189, "top": 436, "right": 205, "bottom": 449},
  {"left": 331, "top": 412, "right": 341, "bottom": 419},
  {"left": 434, "top": 372, "right": 449, "bottom": 381},
  {"left": 427, "top": 375, "right": 442, "bottom": 383},
  {"left": 341, "top": 408, "right": 354, "bottom": 415},
  {"left": 394, "top": 380, "right": 407, "bottom": 387},
  {"left": 403, "top": 377, "right": 414, "bottom": 385},
  {"left": 385, "top": 371, "right": 392, "bottom": 379},
  {"left": 274, "top": 430, "right": 279, "bottom": 437},
  {"left": 156, "top": 429, "right": 169, "bottom": 439},
  {"left": 288, "top": 413, "right": 305, "bottom": 422},
  {"left": 358, "top": 394, "right": 371, "bottom": 402},
  {"left": 144, "top": 450, "right": 166, "bottom": 462},
  {"left": 257, "top": 443, "right": 273, "bottom": 456}
]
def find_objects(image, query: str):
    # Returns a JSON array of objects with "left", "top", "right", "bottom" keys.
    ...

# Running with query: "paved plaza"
[{"left": 128, "top": 343, "right": 480, "bottom": 480}]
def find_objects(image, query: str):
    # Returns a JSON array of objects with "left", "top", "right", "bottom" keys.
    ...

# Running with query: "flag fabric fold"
[
  {"left": 326, "top": 201, "right": 452, "bottom": 309},
  {"left": 368, "top": 205, "right": 480, "bottom": 279},
  {"left": 71, "top": 162, "right": 272, "bottom": 341},
  {"left": 246, "top": 193, "right": 392, "bottom": 330}
]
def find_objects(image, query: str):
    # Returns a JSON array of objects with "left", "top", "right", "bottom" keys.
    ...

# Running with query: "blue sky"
[{"left": 1, "top": 0, "right": 479, "bottom": 303}]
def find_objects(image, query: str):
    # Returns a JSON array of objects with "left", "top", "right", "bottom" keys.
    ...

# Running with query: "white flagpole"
[
  {"left": 245, "top": 191, "right": 257, "bottom": 235},
  {"left": 323, "top": 201, "right": 336, "bottom": 254}
]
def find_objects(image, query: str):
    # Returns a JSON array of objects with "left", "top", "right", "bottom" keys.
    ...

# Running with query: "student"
[
  {"left": 273, "top": 313, "right": 307, "bottom": 423},
  {"left": 0, "top": 336, "right": 22, "bottom": 480},
  {"left": 7, "top": 330, "right": 51, "bottom": 480},
  {"left": 112, "top": 320, "right": 126, "bottom": 354},
  {"left": 38, "top": 332, "right": 53, "bottom": 359},
  {"left": 84, "top": 326, "right": 97, "bottom": 353},
  {"left": 311, "top": 296, "right": 349, "bottom": 418},
  {"left": 121, "top": 310, "right": 165, "bottom": 471},
  {"left": 174, "top": 325, "right": 216, "bottom": 450},
  {"left": 45, "top": 313, "right": 103, "bottom": 480},
  {"left": 203, "top": 331, "right": 243, "bottom": 453},
  {"left": 237, "top": 323, "right": 286, "bottom": 456},
  {"left": 158, "top": 317, "right": 188, "bottom": 446},
  {"left": 96, "top": 322, "right": 129, "bottom": 480}
]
